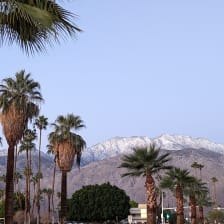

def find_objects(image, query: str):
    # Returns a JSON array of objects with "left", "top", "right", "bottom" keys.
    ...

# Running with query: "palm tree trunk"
[
  {"left": 198, "top": 206, "right": 204, "bottom": 224},
  {"left": 176, "top": 184, "right": 184, "bottom": 224},
  {"left": 190, "top": 195, "right": 197, "bottom": 224},
  {"left": 48, "top": 195, "right": 51, "bottom": 223},
  {"left": 213, "top": 182, "right": 217, "bottom": 207},
  {"left": 14, "top": 144, "right": 18, "bottom": 190},
  {"left": 51, "top": 158, "right": 57, "bottom": 223},
  {"left": 37, "top": 128, "right": 42, "bottom": 224},
  {"left": 31, "top": 184, "right": 36, "bottom": 217},
  {"left": 5, "top": 143, "right": 15, "bottom": 224},
  {"left": 60, "top": 171, "right": 67, "bottom": 224},
  {"left": 25, "top": 150, "right": 29, "bottom": 224},
  {"left": 145, "top": 174, "right": 157, "bottom": 224}
]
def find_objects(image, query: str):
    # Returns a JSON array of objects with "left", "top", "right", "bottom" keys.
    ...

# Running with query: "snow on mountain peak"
[{"left": 81, "top": 134, "right": 224, "bottom": 165}]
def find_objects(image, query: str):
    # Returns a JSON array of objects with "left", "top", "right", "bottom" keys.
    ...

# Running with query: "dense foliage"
[
  {"left": 67, "top": 182, "right": 130, "bottom": 222},
  {"left": 207, "top": 210, "right": 224, "bottom": 223},
  {"left": 0, "top": 192, "right": 25, "bottom": 217}
]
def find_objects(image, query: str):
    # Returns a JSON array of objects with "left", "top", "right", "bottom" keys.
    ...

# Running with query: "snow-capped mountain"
[{"left": 82, "top": 134, "right": 224, "bottom": 165}]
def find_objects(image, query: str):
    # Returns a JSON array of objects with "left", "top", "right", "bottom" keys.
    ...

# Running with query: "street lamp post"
[{"left": 161, "top": 192, "right": 164, "bottom": 224}]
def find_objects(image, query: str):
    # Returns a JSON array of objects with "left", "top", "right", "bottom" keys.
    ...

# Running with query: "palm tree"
[
  {"left": 0, "top": 0, "right": 81, "bottom": 54},
  {"left": 48, "top": 114, "right": 86, "bottom": 223},
  {"left": 211, "top": 177, "right": 218, "bottom": 207},
  {"left": 191, "top": 162, "right": 199, "bottom": 177},
  {"left": 118, "top": 144, "right": 172, "bottom": 224},
  {"left": 0, "top": 71, "right": 42, "bottom": 223},
  {"left": 184, "top": 177, "right": 208, "bottom": 224},
  {"left": 42, "top": 188, "right": 53, "bottom": 224},
  {"left": 196, "top": 184, "right": 212, "bottom": 224},
  {"left": 160, "top": 168, "right": 193, "bottom": 224},
  {"left": 34, "top": 115, "right": 48, "bottom": 224},
  {"left": 191, "top": 162, "right": 204, "bottom": 179},
  {"left": 19, "top": 128, "right": 36, "bottom": 224},
  {"left": 14, "top": 172, "right": 23, "bottom": 209},
  {"left": 47, "top": 143, "right": 57, "bottom": 223},
  {"left": 30, "top": 173, "right": 39, "bottom": 217},
  {"left": 197, "top": 163, "right": 204, "bottom": 179}
]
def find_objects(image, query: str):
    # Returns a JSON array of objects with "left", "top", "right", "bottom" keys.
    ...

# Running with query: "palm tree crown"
[
  {"left": 0, "top": 0, "right": 81, "bottom": 54},
  {"left": 119, "top": 144, "right": 172, "bottom": 177},
  {"left": 48, "top": 114, "right": 86, "bottom": 169},
  {"left": 0, "top": 70, "right": 42, "bottom": 144}
]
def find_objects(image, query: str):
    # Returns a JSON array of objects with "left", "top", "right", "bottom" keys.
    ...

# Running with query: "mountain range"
[{"left": 0, "top": 134, "right": 223, "bottom": 207}]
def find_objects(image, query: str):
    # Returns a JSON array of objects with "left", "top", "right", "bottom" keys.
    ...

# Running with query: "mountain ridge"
[{"left": 81, "top": 134, "right": 224, "bottom": 165}]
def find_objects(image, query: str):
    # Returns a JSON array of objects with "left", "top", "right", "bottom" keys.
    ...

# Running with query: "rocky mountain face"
[{"left": 0, "top": 135, "right": 223, "bottom": 207}]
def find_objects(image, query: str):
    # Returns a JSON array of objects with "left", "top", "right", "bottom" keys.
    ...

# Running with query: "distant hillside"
[{"left": 0, "top": 135, "right": 223, "bottom": 207}]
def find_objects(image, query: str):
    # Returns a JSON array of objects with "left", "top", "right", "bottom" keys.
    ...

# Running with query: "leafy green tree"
[
  {"left": 0, "top": 71, "right": 43, "bottom": 223},
  {"left": 48, "top": 114, "right": 86, "bottom": 223},
  {"left": 129, "top": 200, "right": 138, "bottom": 208},
  {"left": 207, "top": 209, "right": 224, "bottom": 224},
  {"left": 118, "top": 144, "right": 172, "bottom": 224},
  {"left": 160, "top": 168, "right": 193, "bottom": 224},
  {"left": 67, "top": 183, "right": 130, "bottom": 222},
  {"left": 0, "top": 0, "right": 81, "bottom": 54}
]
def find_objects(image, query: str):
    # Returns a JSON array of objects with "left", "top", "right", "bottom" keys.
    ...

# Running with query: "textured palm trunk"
[
  {"left": 189, "top": 195, "right": 197, "bottom": 224},
  {"left": 31, "top": 183, "right": 36, "bottom": 216},
  {"left": 190, "top": 195, "right": 197, "bottom": 224},
  {"left": 51, "top": 158, "right": 57, "bottom": 223},
  {"left": 60, "top": 170, "right": 67, "bottom": 224},
  {"left": 198, "top": 206, "right": 204, "bottom": 224},
  {"left": 213, "top": 182, "right": 217, "bottom": 207},
  {"left": 14, "top": 144, "right": 18, "bottom": 190},
  {"left": 5, "top": 143, "right": 15, "bottom": 224},
  {"left": 145, "top": 174, "right": 157, "bottom": 224},
  {"left": 25, "top": 150, "right": 30, "bottom": 224},
  {"left": 176, "top": 184, "right": 184, "bottom": 224},
  {"left": 37, "top": 128, "right": 42, "bottom": 224}
]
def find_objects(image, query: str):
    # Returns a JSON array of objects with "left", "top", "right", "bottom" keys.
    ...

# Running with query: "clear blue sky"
[{"left": 1, "top": 0, "right": 224, "bottom": 150}]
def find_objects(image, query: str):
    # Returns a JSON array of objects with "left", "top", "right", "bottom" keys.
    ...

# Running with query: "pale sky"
[{"left": 1, "top": 0, "right": 224, "bottom": 150}]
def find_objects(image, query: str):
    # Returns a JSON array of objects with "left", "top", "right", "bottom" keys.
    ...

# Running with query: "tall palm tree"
[
  {"left": 160, "top": 168, "right": 193, "bottom": 224},
  {"left": 184, "top": 177, "right": 208, "bottom": 224},
  {"left": 47, "top": 143, "right": 57, "bottom": 223},
  {"left": 30, "top": 173, "right": 39, "bottom": 217},
  {"left": 118, "top": 144, "right": 172, "bottom": 224},
  {"left": 34, "top": 115, "right": 48, "bottom": 224},
  {"left": 0, "top": 0, "right": 81, "bottom": 54},
  {"left": 0, "top": 70, "right": 43, "bottom": 224},
  {"left": 197, "top": 163, "right": 204, "bottom": 179},
  {"left": 19, "top": 128, "right": 36, "bottom": 224},
  {"left": 196, "top": 189, "right": 212, "bottom": 224},
  {"left": 42, "top": 188, "right": 53, "bottom": 224},
  {"left": 191, "top": 162, "right": 204, "bottom": 180},
  {"left": 14, "top": 172, "right": 23, "bottom": 209},
  {"left": 48, "top": 114, "right": 86, "bottom": 223},
  {"left": 211, "top": 177, "right": 218, "bottom": 207}
]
